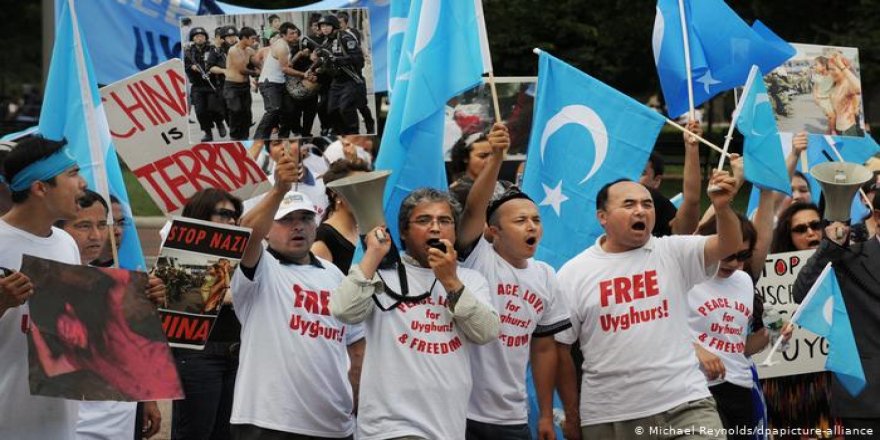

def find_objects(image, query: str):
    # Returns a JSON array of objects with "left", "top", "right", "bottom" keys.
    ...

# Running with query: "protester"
[
  {"left": 770, "top": 203, "right": 823, "bottom": 253},
  {"left": 230, "top": 150, "right": 364, "bottom": 439},
  {"left": 688, "top": 213, "right": 771, "bottom": 438},
  {"left": 0, "top": 136, "right": 86, "bottom": 439},
  {"left": 253, "top": 22, "right": 300, "bottom": 141},
  {"left": 170, "top": 188, "right": 244, "bottom": 440},
  {"left": 330, "top": 188, "right": 500, "bottom": 439},
  {"left": 793, "top": 191, "right": 880, "bottom": 434},
  {"left": 555, "top": 170, "right": 741, "bottom": 440},
  {"left": 449, "top": 129, "right": 512, "bottom": 207},
  {"left": 456, "top": 123, "right": 571, "bottom": 440},
  {"left": 311, "top": 159, "right": 372, "bottom": 274}
]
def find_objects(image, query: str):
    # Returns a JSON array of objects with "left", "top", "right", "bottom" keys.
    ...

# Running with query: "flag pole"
[
  {"left": 677, "top": 0, "right": 696, "bottom": 120},
  {"left": 717, "top": 67, "right": 756, "bottom": 171},
  {"left": 475, "top": 0, "right": 501, "bottom": 123},
  {"left": 826, "top": 139, "right": 874, "bottom": 210}
]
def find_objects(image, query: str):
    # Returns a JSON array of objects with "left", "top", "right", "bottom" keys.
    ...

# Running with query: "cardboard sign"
[
  {"left": 100, "top": 59, "right": 270, "bottom": 215},
  {"left": 751, "top": 249, "right": 828, "bottom": 379},
  {"left": 155, "top": 217, "right": 251, "bottom": 349},
  {"left": 22, "top": 256, "right": 183, "bottom": 401}
]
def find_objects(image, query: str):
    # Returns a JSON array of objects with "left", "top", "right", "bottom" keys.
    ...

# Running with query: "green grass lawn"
[{"left": 123, "top": 168, "right": 163, "bottom": 216}]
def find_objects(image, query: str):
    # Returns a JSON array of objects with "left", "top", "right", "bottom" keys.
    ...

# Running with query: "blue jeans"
[{"left": 172, "top": 343, "right": 239, "bottom": 440}]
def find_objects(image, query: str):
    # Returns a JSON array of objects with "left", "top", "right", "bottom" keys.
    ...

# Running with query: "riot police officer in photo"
[
  {"left": 206, "top": 26, "right": 235, "bottom": 138},
  {"left": 317, "top": 14, "right": 370, "bottom": 135},
  {"left": 336, "top": 10, "right": 375, "bottom": 133},
  {"left": 185, "top": 27, "right": 227, "bottom": 142}
]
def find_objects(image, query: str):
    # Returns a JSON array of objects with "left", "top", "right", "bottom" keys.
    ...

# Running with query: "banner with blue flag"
[
  {"left": 793, "top": 263, "right": 866, "bottom": 396},
  {"left": 652, "top": 0, "right": 795, "bottom": 118},
  {"left": 374, "top": 0, "right": 485, "bottom": 244},
  {"left": 521, "top": 52, "right": 666, "bottom": 269},
  {"left": 735, "top": 66, "right": 792, "bottom": 195},
  {"left": 40, "top": 0, "right": 146, "bottom": 271}
]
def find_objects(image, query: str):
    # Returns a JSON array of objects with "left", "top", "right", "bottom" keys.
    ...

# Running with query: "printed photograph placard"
[
  {"left": 22, "top": 256, "right": 183, "bottom": 401},
  {"left": 764, "top": 43, "right": 865, "bottom": 137},
  {"left": 183, "top": 8, "right": 377, "bottom": 143},
  {"left": 155, "top": 217, "right": 251, "bottom": 349}
]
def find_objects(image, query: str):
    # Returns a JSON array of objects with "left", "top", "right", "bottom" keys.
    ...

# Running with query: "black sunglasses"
[
  {"left": 212, "top": 208, "right": 239, "bottom": 221},
  {"left": 722, "top": 250, "right": 753, "bottom": 262},
  {"left": 791, "top": 220, "right": 822, "bottom": 234}
]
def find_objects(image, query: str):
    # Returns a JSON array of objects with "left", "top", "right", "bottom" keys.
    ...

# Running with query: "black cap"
[
  {"left": 486, "top": 187, "right": 534, "bottom": 221},
  {"left": 189, "top": 27, "right": 208, "bottom": 41}
]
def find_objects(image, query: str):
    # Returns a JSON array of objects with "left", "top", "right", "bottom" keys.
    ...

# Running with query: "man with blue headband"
[{"left": 0, "top": 135, "right": 86, "bottom": 440}]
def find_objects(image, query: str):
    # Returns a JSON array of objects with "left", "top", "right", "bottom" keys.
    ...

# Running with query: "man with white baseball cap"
[{"left": 229, "top": 151, "right": 364, "bottom": 439}]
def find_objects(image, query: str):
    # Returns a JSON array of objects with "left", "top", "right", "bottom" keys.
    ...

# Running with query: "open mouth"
[
  {"left": 808, "top": 239, "right": 821, "bottom": 248},
  {"left": 525, "top": 237, "right": 537, "bottom": 246},
  {"left": 632, "top": 221, "right": 647, "bottom": 231}
]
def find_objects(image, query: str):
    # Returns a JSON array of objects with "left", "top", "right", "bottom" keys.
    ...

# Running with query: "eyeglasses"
[
  {"left": 212, "top": 208, "right": 239, "bottom": 221},
  {"left": 791, "top": 220, "right": 822, "bottom": 234},
  {"left": 722, "top": 250, "right": 753, "bottom": 262},
  {"left": 409, "top": 216, "right": 455, "bottom": 228}
]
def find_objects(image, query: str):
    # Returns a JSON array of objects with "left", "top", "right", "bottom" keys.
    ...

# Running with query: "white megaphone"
[{"left": 810, "top": 162, "right": 872, "bottom": 222}]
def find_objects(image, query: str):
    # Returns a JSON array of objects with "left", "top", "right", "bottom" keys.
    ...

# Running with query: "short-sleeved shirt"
[
  {"left": 0, "top": 220, "right": 81, "bottom": 440},
  {"left": 555, "top": 235, "right": 716, "bottom": 425},
  {"left": 230, "top": 249, "right": 363, "bottom": 437},
  {"left": 463, "top": 237, "right": 571, "bottom": 424},
  {"left": 687, "top": 270, "right": 756, "bottom": 389}
]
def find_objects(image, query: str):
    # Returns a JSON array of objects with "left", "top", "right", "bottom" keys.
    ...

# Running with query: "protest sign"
[
  {"left": 752, "top": 249, "right": 828, "bottom": 379},
  {"left": 155, "top": 217, "right": 251, "bottom": 349},
  {"left": 765, "top": 43, "right": 866, "bottom": 137},
  {"left": 23, "top": 256, "right": 183, "bottom": 401},
  {"left": 100, "top": 59, "right": 270, "bottom": 215}
]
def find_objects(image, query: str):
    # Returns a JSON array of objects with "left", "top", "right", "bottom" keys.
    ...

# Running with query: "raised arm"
[
  {"left": 671, "top": 119, "right": 702, "bottom": 235},
  {"left": 457, "top": 123, "right": 509, "bottom": 252},
  {"left": 330, "top": 225, "right": 391, "bottom": 324},
  {"left": 703, "top": 170, "right": 742, "bottom": 268},
  {"left": 239, "top": 149, "right": 298, "bottom": 268},
  {"left": 747, "top": 187, "right": 776, "bottom": 280}
]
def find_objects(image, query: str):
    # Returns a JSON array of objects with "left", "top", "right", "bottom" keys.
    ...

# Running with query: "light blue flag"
[
  {"left": 669, "top": 192, "right": 684, "bottom": 209},
  {"left": 374, "top": 0, "right": 485, "bottom": 244},
  {"left": 521, "top": 52, "right": 666, "bottom": 269},
  {"left": 387, "top": 0, "right": 412, "bottom": 94},
  {"left": 652, "top": 0, "right": 795, "bottom": 118},
  {"left": 40, "top": 0, "right": 146, "bottom": 271},
  {"left": 793, "top": 264, "right": 866, "bottom": 396},
  {"left": 735, "top": 66, "right": 791, "bottom": 195}
]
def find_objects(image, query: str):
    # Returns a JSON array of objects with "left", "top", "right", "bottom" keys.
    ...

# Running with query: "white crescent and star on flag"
[{"left": 538, "top": 104, "right": 609, "bottom": 216}]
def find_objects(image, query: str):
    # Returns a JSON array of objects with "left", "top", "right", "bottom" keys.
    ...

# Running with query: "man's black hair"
[
  {"left": 279, "top": 22, "right": 300, "bottom": 36},
  {"left": 267, "top": 14, "right": 281, "bottom": 22},
  {"left": 647, "top": 152, "right": 664, "bottom": 177},
  {"left": 1, "top": 136, "right": 67, "bottom": 203},
  {"left": 239, "top": 26, "right": 257, "bottom": 39},
  {"left": 595, "top": 178, "right": 632, "bottom": 212},
  {"left": 336, "top": 11, "right": 350, "bottom": 22}
]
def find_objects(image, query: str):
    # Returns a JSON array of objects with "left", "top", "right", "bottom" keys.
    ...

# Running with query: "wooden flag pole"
[{"left": 487, "top": 71, "right": 503, "bottom": 124}]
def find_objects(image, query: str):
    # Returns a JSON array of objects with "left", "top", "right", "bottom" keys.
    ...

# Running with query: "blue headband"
[{"left": 9, "top": 147, "right": 78, "bottom": 192}]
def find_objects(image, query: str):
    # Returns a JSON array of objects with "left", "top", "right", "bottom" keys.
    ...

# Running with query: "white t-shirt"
[
  {"left": 555, "top": 235, "right": 717, "bottom": 425},
  {"left": 0, "top": 220, "right": 81, "bottom": 440},
  {"left": 687, "top": 271, "right": 755, "bottom": 389},
  {"left": 230, "top": 249, "right": 363, "bottom": 437},
  {"left": 463, "top": 237, "right": 571, "bottom": 424},
  {"left": 357, "top": 263, "right": 492, "bottom": 440},
  {"left": 75, "top": 401, "right": 137, "bottom": 440}
]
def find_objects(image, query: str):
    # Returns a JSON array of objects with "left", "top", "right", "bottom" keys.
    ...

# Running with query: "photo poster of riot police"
[
  {"left": 763, "top": 43, "right": 865, "bottom": 137},
  {"left": 181, "top": 9, "right": 378, "bottom": 145}
]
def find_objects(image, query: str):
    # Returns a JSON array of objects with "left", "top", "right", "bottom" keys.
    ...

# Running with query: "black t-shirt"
[{"left": 315, "top": 223, "right": 356, "bottom": 274}]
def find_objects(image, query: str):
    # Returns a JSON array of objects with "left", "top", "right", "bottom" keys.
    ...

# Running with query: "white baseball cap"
[{"left": 274, "top": 191, "right": 317, "bottom": 220}]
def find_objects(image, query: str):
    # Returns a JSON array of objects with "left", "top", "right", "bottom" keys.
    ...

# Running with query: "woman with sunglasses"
[
  {"left": 687, "top": 213, "right": 770, "bottom": 438},
  {"left": 771, "top": 203, "right": 823, "bottom": 253},
  {"left": 171, "top": 188, "right": 244, "bottom": 440},
  {"left": 768, "top": 202, "right": 837, "bottom": 437}
]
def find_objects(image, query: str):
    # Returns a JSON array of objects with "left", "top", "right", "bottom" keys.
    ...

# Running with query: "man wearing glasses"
[{"left": 331, "top": 188, "right": 500, "bottom": 440}]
